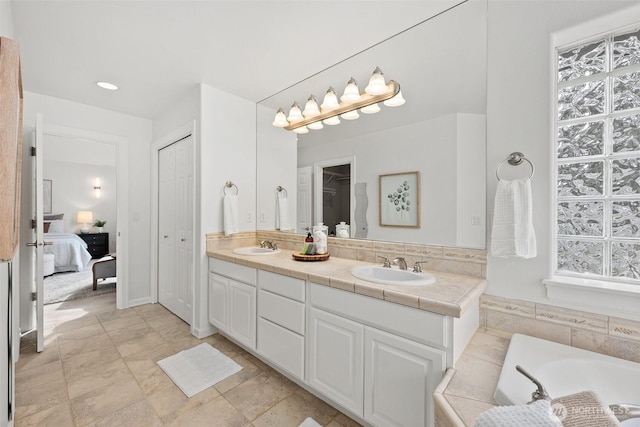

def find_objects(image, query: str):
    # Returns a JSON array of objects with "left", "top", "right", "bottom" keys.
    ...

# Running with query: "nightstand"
[{"left": 78, "top": 232, "right": 109, "bottom": 259}]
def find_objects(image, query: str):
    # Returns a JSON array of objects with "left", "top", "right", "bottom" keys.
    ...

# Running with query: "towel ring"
[
  {"left": 224, "top": 181, "right": 239, "bottom": 195},
  {"left": 277, "top": 186, "right": 288, "bottom": 197},
  {"left": 496, "top": 152, "right": 535, "bottom": 181}
]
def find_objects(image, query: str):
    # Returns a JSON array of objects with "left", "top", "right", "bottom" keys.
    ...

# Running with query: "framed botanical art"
[{"left": 379, "top": 171, "right": 420, "bottom": 228}]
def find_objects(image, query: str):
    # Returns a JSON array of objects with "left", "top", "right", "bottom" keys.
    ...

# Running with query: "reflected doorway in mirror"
[{"left": 379, "top": 171, "right": 420, "bottom": 228}]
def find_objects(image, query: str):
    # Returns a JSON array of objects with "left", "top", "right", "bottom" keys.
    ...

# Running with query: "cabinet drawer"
[
  {"left": 209, "top": 258, "right": 257, "bottom": 286},
  {"left": 258, "top": 270, "right": 305, "bottom": 302},
  {"left": 258, "top": 318, "right": 304, "bottom": 380},
  {"left": 258, "top": 290, "right": 304, "bottom": 335},
  {"left": 310, "top": 283, "right": 447, "bottom": 349}
]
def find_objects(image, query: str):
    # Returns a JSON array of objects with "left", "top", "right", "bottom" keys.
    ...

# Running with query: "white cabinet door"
[
  {"left": 208, "top": 272, "right": 228, "bottom": 331},
  {"left": 228, "top": 280, "right": 256, "bottom": 350},
  {"left": 364, "top": 327, "right": 445, "bottom": 427},
  {"left": 308, "top": 308, "right": 364, "bottom": 417}
]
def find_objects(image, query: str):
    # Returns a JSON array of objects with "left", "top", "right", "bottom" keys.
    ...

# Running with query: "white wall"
[
  {"left": 256, "top": 103, "right": 297, "bottom": 231},
  {"left": 0, "top": 0, "right": 13, "bottom": 38},
  {"left": 152, "top": 83, "right": 256, "bottom": 337},
  {"left": 44, "top": 136, "right": 117, "bottom": 250},
  {"left": 298, "top": 113, "right": 486, "bottom": 248},
  {"left": 23, "top": 92, "right": 153, "bottom": 304},
  {"left": 485, "top": 1, "right": 635, "bottom": 309}
]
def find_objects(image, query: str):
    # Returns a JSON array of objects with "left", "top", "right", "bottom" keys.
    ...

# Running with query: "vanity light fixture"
[{"left": 272, "top": 67, "right": 404, "bottom": 133}]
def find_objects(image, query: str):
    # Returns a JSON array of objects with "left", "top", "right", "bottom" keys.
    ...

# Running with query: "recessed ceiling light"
[{"left": 96, "top": 81, "right": 118, "bottom": 91}]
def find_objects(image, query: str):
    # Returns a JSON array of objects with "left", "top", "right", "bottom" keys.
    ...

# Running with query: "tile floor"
[{"left": 15, "top": 293, "right": 361, "bottom": 427}]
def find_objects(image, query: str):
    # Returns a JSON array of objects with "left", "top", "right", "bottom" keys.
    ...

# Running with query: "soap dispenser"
[{"left": 303, "top": 232, "right": 314, "bottom": 255}]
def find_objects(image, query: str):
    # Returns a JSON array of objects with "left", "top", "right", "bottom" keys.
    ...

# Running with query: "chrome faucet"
[
  {"left": 260, "top": 240, "right": 278, "bottom": 250},
  {"left": 515, "top": 365, "right": 550, "bottom": 403},
  {"left": 392, "top": 257, "right": 408, "bottom": 270},
  {"left": 413, "top": 261, "right": 429, "bottom": 273},
  {"left": 377, "top": 255, "right": 391, "bottom": 268}
]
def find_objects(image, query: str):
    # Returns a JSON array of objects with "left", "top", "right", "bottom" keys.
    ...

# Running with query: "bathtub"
[{"left": 494, "top": 333, "right": 640, "bottom": 426}]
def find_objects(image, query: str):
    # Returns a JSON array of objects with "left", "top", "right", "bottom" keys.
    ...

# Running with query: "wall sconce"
[
  {"left": 94, "top": 178, "right": 101, "bottom": 198},
  {"left": 272, "top": 67, "right": 405, "bottom": 133}
]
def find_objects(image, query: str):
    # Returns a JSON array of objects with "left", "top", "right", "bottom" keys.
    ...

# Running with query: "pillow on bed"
[
  {"left": 44, "top": 213, "right": 64, "bottom": 221},
  {"left": 47, "top": 220, "right": 64, "bottom": 233}
]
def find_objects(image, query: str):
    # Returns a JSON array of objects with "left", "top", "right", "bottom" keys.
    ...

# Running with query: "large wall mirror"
[{"left": 257, "top": 0, "right": 487, "bottom": 249}]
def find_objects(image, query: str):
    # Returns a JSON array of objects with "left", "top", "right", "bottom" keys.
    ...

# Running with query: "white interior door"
[
  {"left": 29, "top": 114, "right": 45, "bottom": 352},
  {"left": 297, "top": 166, "right": 312, "bottom": 233},
  {"left": 158, "top": 135, "right": 193, "bottom": 324}
]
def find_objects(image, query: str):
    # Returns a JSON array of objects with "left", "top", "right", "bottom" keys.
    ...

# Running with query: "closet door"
[{"left": 158, "top": 135, "right": 193, "bottom": 324}]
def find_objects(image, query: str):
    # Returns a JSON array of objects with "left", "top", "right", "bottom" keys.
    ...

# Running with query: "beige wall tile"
[
  {"left": 481, "top": 295, "right": 535, "bottom": 318},
  {"left": 404, "top": 243, "right": 443, "bottom": 259},
  {"left": 485, "top": 310, "right": 571, "bottom": 345},
  {"left": 462, "top": 331, "right": 510, "bottom": 366},
  {"left": 571, "top": 329, "right": 640, "bottom": 363},
  {"left": 428, "top": 259, "right": 483, "bottom": 278},
  {"left": 535, "top": 304, "right": 608, "bottom": 333},
  {"left": 442, "top": 247, "right": 487, "bottom": 263},
  {"left": 608, "top": 316, "right": 640, "bottom": 342}
]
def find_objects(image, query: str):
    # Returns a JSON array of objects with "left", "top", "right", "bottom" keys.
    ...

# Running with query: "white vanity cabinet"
[
  {"left": 257, "top": 270, "right": 306, "bottom": 380},
  {"left": 308, "top": 283, "right": 446, "bottom": 427},
  {"left": 208, "top": 258, "right": 257, "bottom": 350}
]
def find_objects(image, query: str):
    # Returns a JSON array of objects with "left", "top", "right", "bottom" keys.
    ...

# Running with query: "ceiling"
[{"left": 11, "top": 0, "right": 463, "bottom": 119}]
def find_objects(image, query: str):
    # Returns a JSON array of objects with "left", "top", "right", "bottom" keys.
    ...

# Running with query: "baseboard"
[
  {"left": 125, "top": 296, "right": 153, "bottom": 308},
  {"left": 192, "top": 323, "right": 216, "bottom": 339}
]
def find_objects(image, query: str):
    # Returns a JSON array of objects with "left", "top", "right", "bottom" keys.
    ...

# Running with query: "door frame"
[
  {"left": 313, "top": 156, "right": 356, "bottom": 235},
  {"left": 149, "top": 121, "right": 196, "bottom": 316},
  {"left": 23, "top": 121, "right": 129, "bottom": 310}
]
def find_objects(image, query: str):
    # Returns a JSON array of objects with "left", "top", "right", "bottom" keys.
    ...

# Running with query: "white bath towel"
[
  {"left": 474, "top": 400, "right": 563, "bottom": 427},
  {"left": 491, "top": 178, "right": 537, "bottom": 258},
  {"left": 276, "top": 196, "right": 291, "bottom": 231},
  {"left": 223, "top": 194, "right": 239, "bottom": 236}
]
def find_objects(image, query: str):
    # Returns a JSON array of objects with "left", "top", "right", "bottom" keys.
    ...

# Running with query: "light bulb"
[
  {"left": 321, "top": 87, "right": 340, "bottom": 111},
  {"left": 384, "top": 90, "right": 406, "bottom": 107},
  {"left": 340, "top": 78, "right": 361, "bottom": 103},
  {"left": 308, "top": 121, "right": 324, "bottom": 130},
  {"left": 292, "top": 126, "right": 309, "bottom": 134},
  {"left": 323, "top": 116, "right": 341, "bottom": 125},
  {"left": 360, "top": 103, "right": 380, "bottom": 114},
  {"left": 287, "top": 102, "right": 304, "bottom": 123},
  {"left": 365, "top": 67, "right": 388, "bottom": 95},
  {"left": 272, "top": 108, "right": 289, "bottom": 127},
  {"left": 341, "top": 110, "right": 359, "bottom": 120},
  {"left": 302, "top": 95, "right": 321, "bottom": 118}
]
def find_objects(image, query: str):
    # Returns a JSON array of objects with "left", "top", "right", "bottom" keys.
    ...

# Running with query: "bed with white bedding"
[{"left": 44, "top": 233, "right": 92, "bottom": 273}]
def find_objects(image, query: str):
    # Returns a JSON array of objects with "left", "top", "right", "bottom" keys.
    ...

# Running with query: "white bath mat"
[
  {"left": 157, "top": 343, "right": 242, "bottom": 397},
  {"left": 299, "top": 418, "right": 322, "bottom": 427}
]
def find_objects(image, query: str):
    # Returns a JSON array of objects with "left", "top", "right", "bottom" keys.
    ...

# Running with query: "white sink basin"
[
  {"left": 351, "top": 265, "right": 435, "bottom": 286},
  {"left": 232, "top": 246, "right": 280, "bottom": 255}
]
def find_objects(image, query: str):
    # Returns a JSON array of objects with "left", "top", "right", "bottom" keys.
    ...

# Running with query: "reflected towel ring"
[
  {"left": 224, "top": 181, "right": 239, "bottom": 195},
  {"left": 277, "top": 186, "right": 288, "bottom": 197},
  {"left": 496, "top": 152, "right": 535, "bottom": 181}
]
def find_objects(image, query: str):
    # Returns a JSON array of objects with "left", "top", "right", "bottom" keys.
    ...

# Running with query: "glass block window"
[{"left": 555, "top": 28, "right": 640, "bottom": 282}]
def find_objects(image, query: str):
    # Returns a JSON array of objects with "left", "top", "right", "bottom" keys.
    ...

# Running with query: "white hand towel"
[
  {"left": 491, "top": 178, "right": 537, "bottom": 258},
  {"left": 223, "top": 194, "right": 239, "bottom": 236},
  {"left": 474, "top": 400, "right": 563, "bottom": 427},
  {"left": 276, "top": 196, "right": 291, "bottom": 231}
]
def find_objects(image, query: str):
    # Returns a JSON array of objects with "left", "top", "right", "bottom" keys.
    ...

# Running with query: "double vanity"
[{"left": 207, "top": 245, "right": 485, "bottom": 427}]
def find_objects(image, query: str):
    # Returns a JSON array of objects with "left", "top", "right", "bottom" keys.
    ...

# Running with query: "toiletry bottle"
[{"left": 303, "top": 232, "right": 313, "bottom": 254}]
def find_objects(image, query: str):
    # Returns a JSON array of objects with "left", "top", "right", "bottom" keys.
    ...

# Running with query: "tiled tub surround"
[{"left": 434, "top": 295, "right": 640, "bottom": 426}]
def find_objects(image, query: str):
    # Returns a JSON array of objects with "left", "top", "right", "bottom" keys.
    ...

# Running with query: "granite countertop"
[{"left": 207, "top": 248, "right": 486, "bottom": 318}]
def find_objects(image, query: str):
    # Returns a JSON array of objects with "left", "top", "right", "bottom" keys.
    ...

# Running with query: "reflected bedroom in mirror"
[{"left": 257, "top": 0, "right": 487, "bottom": 249}]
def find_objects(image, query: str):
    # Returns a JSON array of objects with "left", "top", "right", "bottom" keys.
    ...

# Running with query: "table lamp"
[{"left": 77, "top": 210, "right": 94, "bottom": 234}]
